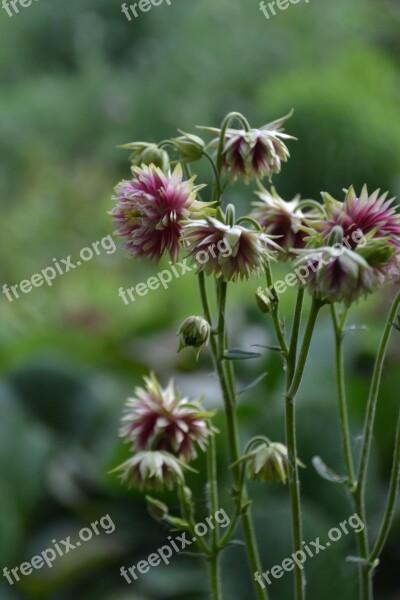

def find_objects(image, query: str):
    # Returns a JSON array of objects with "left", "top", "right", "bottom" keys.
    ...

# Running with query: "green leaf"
[
  {"left": 251, "top": 344, "right": 282, "bottom": 352},
  {"left": 164, "top": 515, "right": 190, "bottom": 530},
  {"left": 223, "top": 348, "right": 261, "bottom": 361},
  {"left": 238, "top": 372, "right": 268, "bottom": 396},
  {"left": 312, "top": 456, "right": 347, "bottom": 484}
]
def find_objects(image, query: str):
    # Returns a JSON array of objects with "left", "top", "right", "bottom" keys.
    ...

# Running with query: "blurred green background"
[{"left": 1, "top": 0, "right": 400, "bottom": 598}]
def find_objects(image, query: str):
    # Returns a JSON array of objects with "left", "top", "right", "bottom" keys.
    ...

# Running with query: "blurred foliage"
[{"left": 1, "top": 0, "right": 400, "bottom": 598}]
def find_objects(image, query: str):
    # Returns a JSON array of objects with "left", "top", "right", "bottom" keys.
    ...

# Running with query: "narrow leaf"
[
  {"left": 238, "top": 372, "right": 268, "bottom": 396},
  {"left": 312, "top": 456, "right": 347, "bottom": 484},
  {"left": 223, "top": 348, "right": 261, "bottom": 361}
]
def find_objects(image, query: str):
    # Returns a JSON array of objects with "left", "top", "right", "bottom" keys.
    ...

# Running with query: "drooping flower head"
[
  {"left": 294, "top": 239, "right": 397, "bottom": 306},
  {"left": 204, "top": 112, "right": 295, "bottom": 183},
  {"left": 112, "top": 451, "right": 191, "bottom": 491},
  {"left": 251, "top": 187, "right": 308, "bottom": 257},
  {"left": 238, "top": 441, "right": 304, "bottom": 484},
  {"left": 183, "top": 213, "right": 279, "bottom": 281},
  {"left": 120, "top": 373, "right": 215, "bottom": 460},
  {"left": 110, "top": 163, "right": 209, "bottom": 262},
  {"left": 320, "top": 186, "right": 400, "bottom": 250}
]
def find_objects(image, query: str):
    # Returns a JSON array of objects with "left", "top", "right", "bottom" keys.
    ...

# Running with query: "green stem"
[
  {"left": 330, "top": 305, "right": 356, "bottom": 487},
  {"left": 265, "top": 263, "right": 289, "bottom": 357},
  {"left": 356, "top": 288, "right": 400, "bottom": 496},
  {"left": 179, "top": 486, "right": 210, "bottom": 555},
  {"left": 353, "top": 287, "right": 400, "bottom": 599},
  {"left": 285, "top": 296, "right": 322, "bottom": 600},
  {"left": 203, "top": 151, "right": 222, "bottom": 203},
  {"left": 331, "top": 305, "right": 369, "bottom": 597},
  {"left": 369, "top": 407, "right": 400, "bottom": 563},
  {"left": 287, "top": 287, "right": 305, "bottom": 385},
  {"left": 198, "top": 273, "right": 268, "bottom": 600},
  {"left": 207, "top": 435, "right": 222, "bottom": 600}
]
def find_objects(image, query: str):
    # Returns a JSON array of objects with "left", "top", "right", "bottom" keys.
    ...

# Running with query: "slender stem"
[
  {"left": 331, "top": 305, "right": 369, "bottom": 598},
  {"left": 218, "top": 463, "right": 246, "bottom": 547},
  {"left": 287, "top": 297, "right": 323, "bottom": 399},
  {"left": 285, "top": 296, "right": 322, "bottom": 600},
  {"left": 203, "top": 151, "right": 222, "bottom": 203},
  {"left": 179, "top": 486, "right": 210, "bottom": 555},
  {"left": 369, "top": 408, "right": 400, "bottom": 562},
  {"left": 287, "top": 287, "right": 305, "bottom": 385},
  {"left": 265, "top": 263, "right": 289, "bottom": 357},
  {"left": 351, "top": 287, "right": 400, "bottom": 599},
  {"left": 356, "top": 288, "right": 400, "bottom": 496},
  {"left": 330, "top": 305, "right": 356, "bottom": 487},
  {"left": 353, "top": 486, "right": 373, "bottom": 600},
  {"left": 209, "top": 552, "right": 222, "bottom": 600},
  {"left": 198, "top": 273, "right": 269, "bottom": 600},
  {"left": 207, "top": 435, "right": 222, "bottom": 600},
  {"left": 216, "top": 112, "right": 251, "bottom": 173}
]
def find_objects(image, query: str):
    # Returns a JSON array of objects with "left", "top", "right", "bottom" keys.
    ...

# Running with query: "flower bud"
[
  {"left": 137, "top": 145, "right": 170, "bottom": 171},
  {"left": 255, "top": 287, "right": 276, "bottom": 314},
  {"left": 146, "top": 496, "right": 169, "bottom": 521},
  {"left": 178, "top": 316, "right": 210, "bottom": 356},
  {"left": 171, "top": 131, "right": 205, "bottom": 163},
  {"left": 118, "top": 141, "right": 170, "bottom": 171},
  {"left": 242, "top": 441, "right": 304, "bottom": 484}
]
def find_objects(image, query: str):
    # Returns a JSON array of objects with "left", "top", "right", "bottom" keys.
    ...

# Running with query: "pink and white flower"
[
  {"left": 251, "top": 187, "right": 307, "bottom": 257},
  {"left": 120, "top": 373, "right": 215, "bottom": 460},
  {"left": 205, "top": 113, "right": 294, "bottom": 183},
  {"left": 110, "top": 163, "right": 208, "bottom": 262},
  {"left": 321, "top": 186, "right": 400, "bottom": 250},
  {"left": 183, "top": 216, "right": 278, "bottom": 281}
]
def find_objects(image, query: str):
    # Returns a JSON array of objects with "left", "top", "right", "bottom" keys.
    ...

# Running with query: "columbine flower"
[
  {"left": 110, "top": 163, "right": 208, "bottom": 262},
  {"left": 120, "top": 373, "right": 215, "bottom": 460},
  {"left": 251, "top": 187, "right": 307, "bottom": 256},
  {"left": 240, "top": 441, "right": 304, "bottom": 484},
  {"left": 295, "top": 245, "right": 391, "bottom": 306},
  {"left": 183, "top": 216, "right": 278, "bottom": 281},
  {"left": 321, "top": 186, "right": 400, "bottom": 250},
  {"left": 178, "top": 316, "right": 211, "bottom": 358},
  {"left": 205, "top": 113, "right": 294, "bottom": 183},
  {"left": 112, "top": 451, "right": 191, "bottom": 491}
]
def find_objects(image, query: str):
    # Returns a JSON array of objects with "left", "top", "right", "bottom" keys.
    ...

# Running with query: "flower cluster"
[
  {"left": 113, "top": 374, "right": 215, "bottom": 490},
  {"left": 293, "top": 187, "right": 400, "bottom": 305}
]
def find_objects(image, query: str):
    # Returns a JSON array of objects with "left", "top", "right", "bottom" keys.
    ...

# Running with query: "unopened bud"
[
  {"left": 171, "top": 131, "right": 205, "bottom": 163},
  {"left": 178, "top": 316, "right": 210, "bottom": 358},
  {"left": 255, "top": 287, "right": 276, "bottom": 314},
  {"left": 243, "top": 441, "right": 304, "bottom": 484},
  {"left": 118, "top": 141, "right": 170, "bottom": 171}
]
